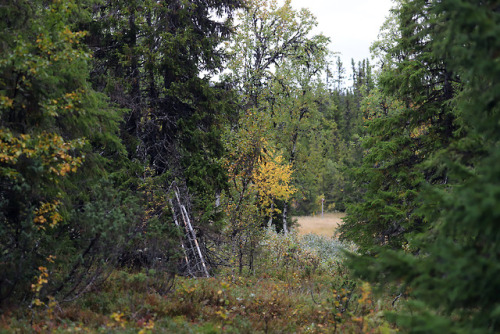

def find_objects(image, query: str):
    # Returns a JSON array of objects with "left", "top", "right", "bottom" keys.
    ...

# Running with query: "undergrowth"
[{"left": 0, "top": 229, "right": 399, "bottom": 333}]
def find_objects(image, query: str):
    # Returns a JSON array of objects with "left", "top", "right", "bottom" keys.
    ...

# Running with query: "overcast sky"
[{"left": 290, "top": 0, "right": 394, "bottom": 68}]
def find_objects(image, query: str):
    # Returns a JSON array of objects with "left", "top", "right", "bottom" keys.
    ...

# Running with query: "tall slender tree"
[
  {"left": 340, "top": 0, "right": 460, "bottom": 251},
  {"left": 346, "top": 0, "right": 500, "bottom": 332}
]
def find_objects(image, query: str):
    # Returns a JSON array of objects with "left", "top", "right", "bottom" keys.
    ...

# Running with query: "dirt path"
[{"left": 294, "top": 213, "right": 345, "bottom": 238}]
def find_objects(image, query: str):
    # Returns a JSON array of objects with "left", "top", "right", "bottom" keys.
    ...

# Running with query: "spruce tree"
[
  {"left": 340, "top": 0, "right": 460, "bottom": 251},
  {"left": 87, "top": 0, "right": 243, "bottom": 275},
  {"left": 347, "top": 0, "right": 500, "bottom": 332},
  {"left": 0, "top": 0, "right": 134, "bottom": 304}
]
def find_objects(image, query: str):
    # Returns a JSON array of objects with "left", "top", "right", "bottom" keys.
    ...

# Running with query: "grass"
[
  {"left": 295, "top": 213, "right": 345, "bottom": 237},
  {"left": 0, "top": 229, "right": 398, "bottom": 333}
]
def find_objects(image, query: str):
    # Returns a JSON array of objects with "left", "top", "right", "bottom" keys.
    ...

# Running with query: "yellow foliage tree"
[{"left": 252, "top": 147, "right": 296, "bottom": 217}]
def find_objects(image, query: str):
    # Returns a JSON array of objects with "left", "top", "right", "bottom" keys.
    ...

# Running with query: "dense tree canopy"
[
  {"left": 0, "top": 0, "right": 244, "bottom": 305},
  {"left": 0, "top": 0, "right": 137, "bottom": 304},
  {"left": 344, "top": 0, "right": 500, "bottom": 332},
  {"left": 1, "top": 1, "right": 499, "bottom": 332}
]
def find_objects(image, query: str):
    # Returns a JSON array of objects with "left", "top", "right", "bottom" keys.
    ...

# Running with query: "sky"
[{"left": 290, "top": 0, "right": 394, "bottom": 69}]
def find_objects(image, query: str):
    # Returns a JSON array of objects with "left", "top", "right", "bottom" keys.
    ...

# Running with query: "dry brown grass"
[{"left": 294, "top": 212, "right": 345, "bottom": 237}]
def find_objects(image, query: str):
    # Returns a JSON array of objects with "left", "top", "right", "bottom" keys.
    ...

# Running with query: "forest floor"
[
  {"left": 2, "top": 219, "right": 401, "bottom": 333},
  {"left": 295, "top": 212, "right": 345, "bottom": 238}
]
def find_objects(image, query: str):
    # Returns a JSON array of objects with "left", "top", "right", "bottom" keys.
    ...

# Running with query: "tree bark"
[{"left": 282, "top": 202, "right": 288, "bottom": 235}]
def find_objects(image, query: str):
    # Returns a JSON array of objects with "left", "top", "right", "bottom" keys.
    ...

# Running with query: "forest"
[{"left": 0, "top": 0, "right": 499, "bottom": 333}]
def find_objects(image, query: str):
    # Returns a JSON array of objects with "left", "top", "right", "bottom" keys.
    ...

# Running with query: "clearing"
[{"left": 295, "top": 212, "right": 345, "bottom": 237}]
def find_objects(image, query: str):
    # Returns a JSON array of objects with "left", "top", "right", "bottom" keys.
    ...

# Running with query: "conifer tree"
[
  {"left": 87, "top": 0, "right": 243, "bottom": 275},
  {"left": 340, "top": 0, "right": 460, "bottom": 251},
  {"left": 0, "top": 0, "right": 134, "bottom": 304},
  {"left": 347, "top": 0, "right": 500, "bottom": 332}
]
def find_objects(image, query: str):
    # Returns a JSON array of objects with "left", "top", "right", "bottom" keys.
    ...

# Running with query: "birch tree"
[{"left": 223, "top": 0, "right": 331, "bottom": 233}]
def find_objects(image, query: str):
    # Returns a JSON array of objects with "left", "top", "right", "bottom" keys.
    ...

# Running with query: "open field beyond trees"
[{"left": 295, "top": 213, "right": 345, "bottom": 238}]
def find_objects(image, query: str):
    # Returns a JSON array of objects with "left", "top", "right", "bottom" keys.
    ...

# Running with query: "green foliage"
[
  {"left": 340, "top": 0, "right": 460, "bottom": 251},
  {"left": 223, "top": 0, "right": 332, "bottom": 237},
  {"left": 88, "top": 0, "right": 244, "bottom": 262},
  {"left": 345, "top": 0, "right": 500, "bottom": 332},
  {"left": 0, "top": 0, "right": 133, "bottom": 305}
]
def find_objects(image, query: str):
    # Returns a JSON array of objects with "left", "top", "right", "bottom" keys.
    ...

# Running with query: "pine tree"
[{"left": 319, "top": 58, "right": 373, "bottom": 213}]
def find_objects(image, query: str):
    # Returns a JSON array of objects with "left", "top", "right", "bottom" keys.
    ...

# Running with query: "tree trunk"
[
  {"left": 238, "top": 243, "right": 244, "bottom": 275},
  {"left": 268, "top": 201, "right": 274, "bottom": 227},
  {"left": 249, "top": 238, "right": 255, "bottom": 273},
  {"left": 282, "top": 202, "right": 288, "bottom": 235}
]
